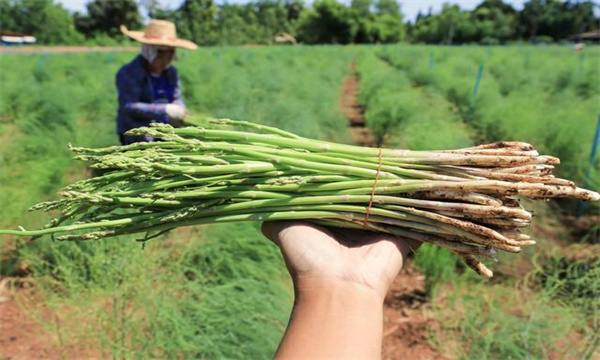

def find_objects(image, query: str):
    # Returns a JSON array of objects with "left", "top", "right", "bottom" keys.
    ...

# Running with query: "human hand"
[
  {"left": 261, "top": 221, "right": 419, "bottom": 301},
  {"left": 165, "top": 104, "right": 187, "bottom": 121},
  {"left": 263, "top": 221, "right": 420, "bottom": 359}
]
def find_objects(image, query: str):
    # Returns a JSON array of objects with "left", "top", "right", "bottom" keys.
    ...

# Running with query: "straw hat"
[{"left": 120, "top": 20, "right": 198, "bottom": 50}]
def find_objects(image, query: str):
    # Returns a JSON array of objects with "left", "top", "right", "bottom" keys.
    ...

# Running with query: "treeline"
[
  {"left": 0, "top": 0, "right": 598, "bottom": 46},
  {"left": 411, "top": 0, "right": 598, "bottom": 45}
]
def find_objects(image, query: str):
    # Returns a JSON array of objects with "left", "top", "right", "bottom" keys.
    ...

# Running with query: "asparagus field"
[{"left": 1, "top": 45, "right": 598, "bottom": 359}]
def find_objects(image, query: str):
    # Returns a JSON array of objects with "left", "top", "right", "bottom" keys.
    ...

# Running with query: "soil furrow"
[{"left": 339, "top": 61, "right": 446, "bottom": 360}]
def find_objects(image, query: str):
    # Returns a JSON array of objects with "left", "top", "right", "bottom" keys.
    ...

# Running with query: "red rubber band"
[{"left": 364, "top": 147, "right": 383, "bottom": 226}]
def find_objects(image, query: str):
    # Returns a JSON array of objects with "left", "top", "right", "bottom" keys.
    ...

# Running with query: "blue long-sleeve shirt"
[{"left": 116, "top": 55, "right": 185, "bottom": 138}]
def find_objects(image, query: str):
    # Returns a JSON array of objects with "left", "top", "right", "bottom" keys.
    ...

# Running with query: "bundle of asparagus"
[{"left": 2, "top": 118, "right": 598, "bottom": 278}]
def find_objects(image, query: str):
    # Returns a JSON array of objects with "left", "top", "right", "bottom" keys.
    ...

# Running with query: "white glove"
[{"left": 165, "top": 104, "right": 186, "bottom": 121}]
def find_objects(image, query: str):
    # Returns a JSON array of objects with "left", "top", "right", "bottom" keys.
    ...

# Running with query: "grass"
[
  {"left": 426, "top": 226, "right": 600, "bottom": 359},
  {"left": 18, "top": 223, "right": 292, "bottom": 358},
  {"left": 431, "top": 278, "right": 592, "bottom": 359}
]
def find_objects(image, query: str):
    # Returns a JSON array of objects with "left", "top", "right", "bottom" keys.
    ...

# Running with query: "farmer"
[
  {"left": 262, "top": 221, "right": 420, "bottom": 358},
  {"left": 116, "top": 20, "right": 197, "bottom": 145}
]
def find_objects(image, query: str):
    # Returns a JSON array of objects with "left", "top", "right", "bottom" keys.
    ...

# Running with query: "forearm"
[{"left": 276, "top": 277, "right": 384, "bottom": 360}]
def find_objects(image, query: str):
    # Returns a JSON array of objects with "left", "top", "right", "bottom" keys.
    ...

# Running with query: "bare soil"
[
  {"left": 340, "top": 63, "right": 375, "bottom": 147},
  {"left": 0, "top": 278, "right": 102, "bottom": 360},
  {"left": 383, "top": 265, "right": 448, "bottom": 360}
]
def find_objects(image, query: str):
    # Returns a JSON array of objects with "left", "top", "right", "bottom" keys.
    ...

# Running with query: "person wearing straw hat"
[{"left": 116, "top": 20, "right": 198, "bottom": 145}]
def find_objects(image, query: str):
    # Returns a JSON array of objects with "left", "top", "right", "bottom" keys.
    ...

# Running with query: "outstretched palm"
[{"left": 262, "top": 221, "right": 416, "bottom": 299}]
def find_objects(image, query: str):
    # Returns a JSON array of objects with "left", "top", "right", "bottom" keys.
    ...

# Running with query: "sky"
[{"left": 57, "top": 0, "right": 533, "bottom": 22}]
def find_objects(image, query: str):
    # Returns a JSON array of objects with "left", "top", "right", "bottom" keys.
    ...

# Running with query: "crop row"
[{"left": 377, "top": 45, "right": 600, "bottom": 194}]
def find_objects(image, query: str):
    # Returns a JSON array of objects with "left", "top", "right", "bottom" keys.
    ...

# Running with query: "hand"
[
  {"left": 165, "top": 104, "right": 187, "bottom": 121},
  {"left": 261, "top": 221, "right": 419, "bottom": 300},
  {"left": 262, "top": 221, "right": 420, "bottom": 359}
]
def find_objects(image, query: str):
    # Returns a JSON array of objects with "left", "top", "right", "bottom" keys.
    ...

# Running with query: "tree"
[
  {"left": 0, "top": 0, "right": 83, "bottom": 44},
  {"left": 542, "top": 0, "right": 597, "bottom": 39},
  {"left": 473, "top": 0, "right": 517, "bottom": 43},
  {"left": 285, "top": 0, "right": 304, "bottom": 22},
  {"left": 568, "top": 0, "right": 597, "bottom": 34},
  {"left": 217, "top": 4, "right": 253, "bottom": 45},
  {"left": 438, "top": 4, "right": 463, "bottom": 44},
  {"left": 350, "top": 0, "right": 375, "bottom": 43},
  {"left": 375, "top": 0, "right": 399, "bottom": 16},
  {"left": 373, "top": 13, "right": 404, "bottom": 43},
  {"left": 213, "top": 0, "right": 303, "bottom": 45},
  {"left": 411, "top": 4, "right": 475, "bottom": 44},
  {"left": 373, "top": 0, "right": 404, "bottom": 43},
  {"left": 518, "top": 0, "right": 597, "bottom": 42},
  {"left": 177, "top": 0, "right": 218, "bottom": 45},
  {"left": 74, "top": 0, "right": 141, "bottom": 39},
  {"left": 412, "top": 14, "right": 440, "bottom": 43},
  {"left": 255, "top": 0, "right": 292, "bottom": 39},
  {"left": 149, "top": 8, "right": 179, "bottom": 25},
  {"left": 351, "top": 0, "right": 371, "bottom": 17},
  {"left": 519, "top": 0, "right": 549, "bottom": 41},
  {"left": 296, "top": 0, "right": 355, "bottom": 44}
]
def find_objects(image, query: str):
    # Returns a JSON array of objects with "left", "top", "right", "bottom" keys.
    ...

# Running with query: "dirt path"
[
  {"left": 339, "top": 62, "right": 446, "bottom": 360},
  {"left": 340, "top": 63, "right": 375, "bottom": 147},
  {"left": 383, "top": 264, "right": 448, "bottom": 360}
]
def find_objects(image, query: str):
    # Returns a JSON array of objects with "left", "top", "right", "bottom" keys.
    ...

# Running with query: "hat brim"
[{"left": 120, "top": 25, "right": 198, "bottom": 50}]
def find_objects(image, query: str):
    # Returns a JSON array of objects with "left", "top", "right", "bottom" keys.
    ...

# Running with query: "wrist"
[
  {"left": 294, "top": 276, "right": 385, "bottom": 305},
  {"left": 278, "top": 276, "right": 384, "bottom": 359}
]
